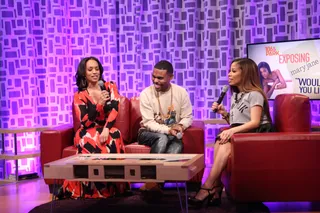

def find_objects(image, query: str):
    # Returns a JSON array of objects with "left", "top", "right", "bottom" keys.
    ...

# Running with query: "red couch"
[
  {"left": 222, "top": 94, "right": 320, "bottom": 202},
  {"left": 40, "top": 96, "right": 205, "bottom": 191}
]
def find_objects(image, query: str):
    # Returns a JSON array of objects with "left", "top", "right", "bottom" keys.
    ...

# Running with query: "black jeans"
[{"left": 137, "top": 130, "right": 183, "bottom": 154}]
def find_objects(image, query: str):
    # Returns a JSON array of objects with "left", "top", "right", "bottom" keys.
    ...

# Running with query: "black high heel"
[
  {"left": 188, "top": 186, "right": 215, "bottom": 208},
  {"left": 209, "top": 185, "right": 223, "bottom": 206}
]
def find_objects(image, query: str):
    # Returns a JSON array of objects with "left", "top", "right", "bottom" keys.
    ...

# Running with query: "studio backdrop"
[{"left": 0, "top": 0, "right": 319, "bottom": 176}]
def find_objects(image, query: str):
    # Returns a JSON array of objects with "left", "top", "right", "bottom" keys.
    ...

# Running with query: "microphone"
[
  {"left": 176, "top": 132, "right": 183, "bottom": 139},
  {"left": 99, "top": 80, "right": 111, "bottom": 105},
  {"left": 98, "top": 80, "right": 106, "bottom": 90},
  {"left": 213, "top": 85, "right": 229, "bottom": 113}
]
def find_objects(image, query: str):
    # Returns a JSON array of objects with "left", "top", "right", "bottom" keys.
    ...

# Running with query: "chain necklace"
[
  {"left": 234, "top": 92, "right": 245, "bottom": 104},
  {"left": 154, "top": 85, "right": 173, "bottom": 120}
]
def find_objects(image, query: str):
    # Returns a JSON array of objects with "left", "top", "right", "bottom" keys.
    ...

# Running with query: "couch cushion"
[
  {"left": 124, "top": 142, "right": 151, "bottom": 153},
  {"left": 114, "top": 96, "right": 130, "bottom": 143},
  {"left": 274, "top": 94, "right": 311, "bottom": 132},
  {"left": 62, "top": 146, "right": 77, "bottom": 158},
  {"left": 130, "top": 97, "right": 142, "bottom": 142}
]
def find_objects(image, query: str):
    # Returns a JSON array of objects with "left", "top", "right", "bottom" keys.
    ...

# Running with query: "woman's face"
[
  {"left": 85, "top": 59, "right": 100, "bottom": 84},
  {"left": 228, "top": 62, "right": 242, "bottom": 87},
  {"left": 260, "top": 67, "right": 269, "bottom": 79}
]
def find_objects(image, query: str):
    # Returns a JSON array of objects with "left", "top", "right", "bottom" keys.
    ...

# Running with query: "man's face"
[{"left": 152, "top": 68, "right": 173, "bottom": 92}]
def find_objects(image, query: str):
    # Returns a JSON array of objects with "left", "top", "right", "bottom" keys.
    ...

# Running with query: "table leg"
[
  {"left": 14, "top": 133, "right": 18, "bottom": 181},
  {"left": 184, "top": 182, "right": 189, "bottom": 213},
  {"left": 50, "top": 179, "right": 57, "bottom": 213},
  {"left": 176, "top": 182, "right": 189, "bottom": 213},
  {"left": 1, "top": 133, "right": 4, "bottom": 179},
  {"left": 176, "top": 182, "right": 183, "bottom": 211},
  {"left": 1, "top": 133, "right": 4, "bottom": 154}
]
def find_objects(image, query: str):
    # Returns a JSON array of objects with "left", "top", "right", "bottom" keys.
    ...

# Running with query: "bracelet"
[{"left": 222, "top": 112, "right": 230, "bottom": 120}]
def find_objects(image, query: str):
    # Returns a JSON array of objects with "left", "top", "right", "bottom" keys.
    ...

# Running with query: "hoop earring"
[{"left": 81, "top": 78, "right": 87, "bottom": 88}]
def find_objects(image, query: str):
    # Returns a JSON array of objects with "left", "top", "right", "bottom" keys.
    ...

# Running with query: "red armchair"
[
  {"left": 40, "top": 96, "right": 205, "bottom": 191},
  {"left": 222, "top": 94, "right": 320, "bottom": 202}
]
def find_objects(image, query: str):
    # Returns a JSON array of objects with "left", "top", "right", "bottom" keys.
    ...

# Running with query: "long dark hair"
[
  {"left": 230, "top": 58, "right": 272, "bottom": 123},
  {"left": 257, "top": 61, "right": 272, "bottom": 88},
  {"left": 75, "top": 56, "right": 104, "bottom": 91}
]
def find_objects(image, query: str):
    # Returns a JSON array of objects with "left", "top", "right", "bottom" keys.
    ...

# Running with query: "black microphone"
[
  {"left": 99, "top": 80, "right": 111, "bottom": 105},
  {"left": 98, "top": 80, "right": 106, "bottom": 90},
  {"left": 213, "top": 85, "right": 229, "bottom": 112}
]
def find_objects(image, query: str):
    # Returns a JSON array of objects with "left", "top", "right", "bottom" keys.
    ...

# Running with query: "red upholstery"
[
  {"left": 274, "top": 93, "right": 311, "bottom": 132},
  {"left": 222, "top": 94, "right": 320, "bottom": 202},
  {"left": 129, "top": 97, "right": 142, "bottom": 142},
  {"left": 41, "top": 96, "right": 205, "bottom": 186}
]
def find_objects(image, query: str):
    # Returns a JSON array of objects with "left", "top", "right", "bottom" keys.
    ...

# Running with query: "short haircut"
[{"left": 154, "top": 60, "right": 173, "bottom": 75}]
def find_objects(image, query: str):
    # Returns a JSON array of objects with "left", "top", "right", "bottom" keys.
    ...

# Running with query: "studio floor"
[{"left": 0, "top": 178, "right": 320, "bottom": 213}]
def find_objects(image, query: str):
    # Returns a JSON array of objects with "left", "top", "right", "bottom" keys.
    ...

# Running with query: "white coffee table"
[{"left": 44, "top": 153, "right": 205, "bottom": 213}]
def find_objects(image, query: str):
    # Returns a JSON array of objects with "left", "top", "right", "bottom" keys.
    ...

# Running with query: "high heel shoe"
[
  {"left": 209, "top": 184, "right": 223, "bottom": 206},
  {"left": 188, "top": 186, "right": 215, "bottom": 209}
]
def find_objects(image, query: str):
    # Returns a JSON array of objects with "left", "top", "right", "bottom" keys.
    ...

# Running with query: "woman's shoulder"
[
  {"left": 247, "top": 90, "right": 263, "bottom": 98},
  {"left": 172, "top": 83, "right": 188, "bottom": 94},
  {"left": 271, "top": 70, "right": 280, "bottom": 78},
  {"left": 74, "top": 90, "right": 86, "bottom": 96},
  {"left": 104, "top": 80, "right": 116, "bottom": 87},
  {"left": 74, "top": 90, "right": 88, "bottom": 102}
]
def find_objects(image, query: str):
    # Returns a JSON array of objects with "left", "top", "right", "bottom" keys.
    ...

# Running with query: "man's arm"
[
  {"left": 140, "top": 90, "right": 170, "bottom": 134},
  {"left": 178, "top": 89, "right": 193, "bottom": 130}
]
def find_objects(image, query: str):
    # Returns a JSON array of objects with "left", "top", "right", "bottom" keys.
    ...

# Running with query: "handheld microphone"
[
  {"left": 98, "top": 80, "right": 106, "bottom": 90},
  {"left": 176, "top": 132, "right": 183, "bottom": 139},
  {"left": 213, "top": 85, "right": 229, "bottom": 113},
  {"left": 99, "top": 80, "right": 111, "bottom": 105}
]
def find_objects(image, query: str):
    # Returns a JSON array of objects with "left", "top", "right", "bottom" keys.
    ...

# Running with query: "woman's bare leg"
[
  {"left": 195, "top": 141, "right": 231, "bottom": 200},
  {"left": 212, "top": 142, "right": 223, "bottom": 187}
]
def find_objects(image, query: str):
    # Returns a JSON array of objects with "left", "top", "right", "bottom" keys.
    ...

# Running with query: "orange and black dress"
[{"left": 62, "top": 81, "right": 128, "bottom": 199}]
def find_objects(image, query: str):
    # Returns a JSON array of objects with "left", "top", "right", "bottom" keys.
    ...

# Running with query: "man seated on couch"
[{"left": 138, "top": 60, "right": 193, "bottom": 193}]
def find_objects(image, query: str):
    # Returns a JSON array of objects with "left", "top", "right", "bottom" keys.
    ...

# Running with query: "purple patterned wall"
[{"left": 0, "top": 0, "right": 320, "bottom": 177}]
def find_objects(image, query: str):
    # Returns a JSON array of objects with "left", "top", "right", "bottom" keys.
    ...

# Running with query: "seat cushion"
[
  {"left": 63, "top": 143, "right": 151, "bottom": 156},
  {"left": 124, "top": 142, "right": 151, "bottom": 153},
  {"left": 62, "top": 146, "right": 77, "bottom": 158}
]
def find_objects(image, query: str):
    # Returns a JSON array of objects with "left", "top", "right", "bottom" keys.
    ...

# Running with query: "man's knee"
[
  {"left": 151, "top": 134, "right": 169, "bottom": 153},
  {"left": 166, "top": 140, "right": 183, "bottom": 154}
]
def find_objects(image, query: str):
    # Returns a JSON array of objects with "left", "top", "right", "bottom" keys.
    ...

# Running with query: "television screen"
[{"left": 247, "top": 38, "right": 320, "bottom": 100}]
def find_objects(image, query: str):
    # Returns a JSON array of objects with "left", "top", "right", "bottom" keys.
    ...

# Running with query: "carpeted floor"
[{"left": 29, "top": 190, "right": 270, "bottom": 213}]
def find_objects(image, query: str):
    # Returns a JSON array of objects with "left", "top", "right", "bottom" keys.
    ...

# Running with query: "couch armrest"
[
  {"left": 226, "top": 132, "right": 320, "bottom": 202},
  {"left": 40, "top": 124, "right": 74, "bottom": 173},
  {"left": 183, "top": 121, "right": 205, "bottom": 154}
]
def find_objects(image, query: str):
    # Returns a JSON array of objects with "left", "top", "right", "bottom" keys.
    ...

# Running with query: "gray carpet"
[{"left": 29, "top": 190, "right": 270, "bottom": 213}]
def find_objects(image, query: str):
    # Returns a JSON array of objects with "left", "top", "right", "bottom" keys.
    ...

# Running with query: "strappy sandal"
[{"left": 188, "top": 186, "right": 215, "bottom": 208}]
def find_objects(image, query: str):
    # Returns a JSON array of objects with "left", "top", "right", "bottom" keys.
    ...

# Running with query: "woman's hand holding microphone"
[
  {"left": 99, "top": 91, "right": 110, "bottom": 106},
  {"left": 212, "top": 102, "right": 228, "bottom": 117}
]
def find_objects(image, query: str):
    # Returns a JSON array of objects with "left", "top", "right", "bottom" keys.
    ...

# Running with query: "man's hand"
[
  {"left": 100, "top": 128, "right": 110, "bottom": 144},
  {"left": 168, "top": 124, "right": 184, "bottom": 136}
]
